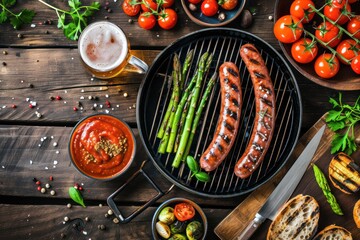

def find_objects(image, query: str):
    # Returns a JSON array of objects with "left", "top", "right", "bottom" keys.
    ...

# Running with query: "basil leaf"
[{"left": 69, "top": 187, "right": 86, "bottom": 208}]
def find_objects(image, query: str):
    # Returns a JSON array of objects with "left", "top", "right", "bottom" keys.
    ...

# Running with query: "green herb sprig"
[
  {"left": 69, "top": 186, "right": 86, "bottom": 208},
  {"left": 38, "top": 0, "right": 100, "bottom": 41},
  {"left": 0, "top": 0, "right": 35, "bottom": 29},
  {"left": 325, "top": 93, "right": 360, "bottom": 155},
  {"left": 186, "top": 155, "right": 210, "bottom": 183},
  {"left": 313, "top": 164, "right": 343, "bottom": 215}
]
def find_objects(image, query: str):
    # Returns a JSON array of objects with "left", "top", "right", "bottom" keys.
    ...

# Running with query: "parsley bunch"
[
  {"left": 38, "top": 0, "right": 100, "bottom": 41},
  {"left": 0, "top": 0, "right": 35, "bottom": 29},
  {"left": 326, "top": 93, "right": 360, "bottom": 155}
]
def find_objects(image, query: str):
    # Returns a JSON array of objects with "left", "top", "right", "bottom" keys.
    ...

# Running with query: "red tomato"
[
  {"left": 347, "top": 16, "right": 360, "bottom": 40},
  {"left": 290, "top": 0, "right": 315, "bottom": 23},
  {"left": 138, "top": 13, "right": 156, "bottom": 30},
  {"left": 141, "top": 0, "right": 158, "bottom": 12},
  {"left": 174, "top": 203, "right": 196, "bottom": 221},
  {"left": 158, "top": 8, "right": 178, "bottom": 30},
  {"left": 324, "top": 3, "right": 351, "bottom": 25},
  {"left": 351, "top": 55, "right": 360, "bottom": 74},
  {"left": 329, "top": 0, "right": 346, "bottom": 8},
  {"left": 122, "top": 0, "right": 140, "bottom": 17},
  {"left": 291, "top": 38, "right": 318, "bottom": 64},
  {"left": 315, "top": 21, "right": 342, "bottom": 48},
  {"left": 188, "top": 0, "right": 202, "bottom": 3},
  {"left": 201, "top": 0, "right": 219, "bottom": 17},
  {"left": 219, "top": 0, "right": 238, "bottom": 10},
  {"left": 314, "top": 53, "right": 340, "bottom": 78},
  {"left": 273, "top": 15, "right": 304, "bottom": 43},
  {"left": 348, "top": 0, "right": 358, "bottom": 3},
  {"left": 336, "top": 39, "right": 359, "bottom": 64},
  {"left": 162, "top": 0, "right": 175, "bottom": 8}
]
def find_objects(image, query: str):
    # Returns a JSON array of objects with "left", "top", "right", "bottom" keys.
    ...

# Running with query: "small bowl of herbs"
[{"left": 152, "top": 197, "right": 208, "bottom": 240}]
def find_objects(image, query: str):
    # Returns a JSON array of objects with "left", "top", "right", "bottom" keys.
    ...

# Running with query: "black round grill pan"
[{"left": 136, "top": 28, "right": 302, "bottom": 198}]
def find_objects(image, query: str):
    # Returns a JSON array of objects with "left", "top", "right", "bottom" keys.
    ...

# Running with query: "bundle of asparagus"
[{"left": 156, "top": 50, "right": 216, "bottom": 169}]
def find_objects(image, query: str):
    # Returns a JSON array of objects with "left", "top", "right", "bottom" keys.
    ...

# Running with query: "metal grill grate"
[{"left": 137, "top": 29, "right": 302, "bottom": 198}]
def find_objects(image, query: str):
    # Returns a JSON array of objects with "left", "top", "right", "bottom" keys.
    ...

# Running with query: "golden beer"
[{"left": 78, "top": 21, "right": 148, "bottom": 79}]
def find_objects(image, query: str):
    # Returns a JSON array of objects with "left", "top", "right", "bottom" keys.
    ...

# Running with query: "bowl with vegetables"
[
  {"left": 152, "top": 198, "right": 208, "bottom": 240},
  {"left": 274, "top": 0, "right": 360, "bottom": 90},
  {"left": 181, "top": 0, "right": 246, "bottom": 27}
]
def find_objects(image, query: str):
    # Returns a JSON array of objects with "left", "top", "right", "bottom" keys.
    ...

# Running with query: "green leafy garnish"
[
  {"left": 69, "top": 187, "right": 86, "bottom": 207},
  {"left": 38, "top": 0, "right": 100, "bottom": 40},
  {"left": 313, "top": 164, "right": 343, "bottom": 215},
  {"left": 325, "top": 93, "right": 360, "bottom": 155},
  {"left": 186, "top": 155, "right": 210, "bottom": 183},
  {"left": 0, "top": 0, "right": 35, "bottom": 29}
]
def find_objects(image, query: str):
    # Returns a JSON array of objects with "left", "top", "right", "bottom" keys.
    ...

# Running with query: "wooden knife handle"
[{"left": 236, "top": 213, "right": 265, "bottom": 240}]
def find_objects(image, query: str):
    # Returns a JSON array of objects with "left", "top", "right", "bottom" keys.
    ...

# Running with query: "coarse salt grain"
[
  {"left": 54, "top": 160, "right": 58, "bottom": 165},
  {"left": 45, "top": 167, "right": 48, "bottom": 170},
  {"left": 105, "top": 110, "right": 109, "bottom": 113},
  {"left": 53, "top": 142, "right": 58, "bottom": 147},
  {"left": 56, "top": 150, "right": 59, "bottom": 154},
  {"left": 80, "top": 96, "right": 85, "bottom": 100},
  {"left": 30, "top": 160, "right": 33, "bottom": 164},
  {"left": 81, "top": 89, "right": 84, "bottom": 93},
  {"left": 31, "top": 24, "right": 36, "bottom": 27},
  {"left": 105, "top": 94, "right": 109, "bottom": 98}
]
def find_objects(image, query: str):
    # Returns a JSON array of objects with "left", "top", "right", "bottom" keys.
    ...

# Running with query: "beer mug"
[{"left": 78, "top": 21, "right": 148, "bottom": 79}]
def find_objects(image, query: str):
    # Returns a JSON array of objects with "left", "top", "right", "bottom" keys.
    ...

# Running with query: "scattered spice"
[
  {"left": 2, "top": 51, "right": 7, "bottom": 55},
  {"left": 49, "top": 176, "right": 53, "bottom": 181},
  {"left": 73, "top": 107, "right": 78, "bottom": 111},
  {"left": 28, "top": 83, "right": 34, "bottom": 88},
  {"left": 55, "top": 95, "right": 62, "bottom": 100},
  {"left": 123, "top": 92, "right": 128, "bottom": 98},
  {"left": 49, "top": 96, "right": 55, "bottom": 101},
  {"left": 45, "top": 183, "right": 51, "bottom": 189},
  {"left": 50, "top": 190, "right": 56, "bottom": 195},
  {"left": 67, "top": 203, "right": 72, "bottom": 209},
  {"left": 113, "top": 218, "right": 119, "bottom": 224},
  {"left": 37, "top": 186, "right": 41, "bottom": 191},
  {"left": 40, "top": 188, "right": 46, "bottom": 193},
  {"left": 11, "top": 104, "right": 16, "bottom": 108},
  {"left": 32, "top": 177, "right": 37, "bottom": 182},
  {"left": 36, "top": 181, "right": 41, "bottom": 185},
  {"left": 64, "top": 216, "right": 69, "bottom": 222},
  {"left": 2, "top": 62, "right": 6, "bottom": 66},
  {"left": 84, "top": 217, "right": 90, "bottom": 222},
  {"left": 17, "top": 33, "right": 23, "bottom": 38}
]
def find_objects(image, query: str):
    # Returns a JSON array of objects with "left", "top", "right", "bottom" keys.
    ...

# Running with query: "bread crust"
[
  {"left": 313, "top": 224, "right": 352, "bottom": 240},
  {"left": 354, "top": 199, "right": 360, "bottom": 228},
  {"left": 267, "top": 194, "right": 319, "bottom": 240}
]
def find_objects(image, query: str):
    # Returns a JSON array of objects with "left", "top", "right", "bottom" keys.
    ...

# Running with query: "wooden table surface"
[{"left": 0, "top": 0, "right": 359, "bottom": 239}]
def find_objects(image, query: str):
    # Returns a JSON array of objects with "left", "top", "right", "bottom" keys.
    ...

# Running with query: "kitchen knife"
[{"left": 237, "top": 124, "right": 326, "bottom": 240}]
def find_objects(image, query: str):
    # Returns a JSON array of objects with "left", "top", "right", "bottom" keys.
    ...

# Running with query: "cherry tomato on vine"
[
  {"left": 219, "top": 0, "right": 238, "bottom": 11},
  {"left": 138, "top": 13, "right": 156, "bottom": 30},
  {"left": 188, "top": 0, "right": 202, "bottom": 4},
  {"left": 162, "top": 0, "right": 175, "bottom": 8},
  {"left": 122, "top": 0, "right": 141, "bottom": 17},
  {"left": 329, "top": 0, "right": 346, "bottom": 8},
  {"left": 273, "top": 15, "right": 303, "bottom": 43},
  {"left": 315, "top": 21, "right": 342, "bottom": 48},
  {"left": 174, "top": 203, "right": 196, "bottom": 221},
  {"left": 201, "top": 0, "right": 219, "bottom": 17},
  {"left": 158, "top": 8, "right": 178, "bottom": 30},
  {"left": 324, "top": 3, "right": 351, "bottom": 25},
  {"left": 351, "top": 55, "right": 360, "bottom": 74},
  {"left": 347, "top": 16, "right": 360, "bottom": 40},
  {"left": 141, "top": 0, "right": 158, "bottom": 12},
  {"left": 291, "top": 38, "right": 318, "bottom": 64},
  {"left": 336, "top": 39, "right": 359, "bottom": 64},
  {"left": 290, "top": 0, "right": 315, "bottom": 23},
  {"left": 314, "top": 53, "right": 340, "bottom": 79}
]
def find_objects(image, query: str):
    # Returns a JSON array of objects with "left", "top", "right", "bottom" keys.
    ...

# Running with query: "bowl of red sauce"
[{"left": 69, "top": 114, "right": 136, "bottom": 180}]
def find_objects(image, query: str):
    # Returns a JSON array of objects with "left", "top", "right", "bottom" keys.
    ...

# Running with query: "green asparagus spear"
[
  {"left": 180, "top": 49, "right": 194, "bottom": 90},
  {"left": 172, "top": 52, "right": 209, "bottom": 168},
  {"left": 174, "top": 92, "right": 192, "bottom": 152},
  {"left": 313, "top": 164, "right": 343, "bottom": 215},
  {"left": 158, "top": 55, "right": 181, "bottom": 153},
  {"left": 182, "top": 72, "right": 217, "bottom": 160}
]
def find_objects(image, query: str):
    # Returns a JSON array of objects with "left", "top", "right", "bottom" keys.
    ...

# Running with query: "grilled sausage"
[
  {"left": 234, "top": 43, "right": 276, "bottom": 179},
  {"left": 200, "top": 62, "right": 242, "bottom": 172}
]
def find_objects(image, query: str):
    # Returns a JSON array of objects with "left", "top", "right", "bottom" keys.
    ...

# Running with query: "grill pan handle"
[{"left": 107, "top": 160, "right": 174, "bottom": 224}]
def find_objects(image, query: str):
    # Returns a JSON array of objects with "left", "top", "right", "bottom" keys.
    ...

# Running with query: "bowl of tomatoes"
[
  {"left": 152, "top": 197, "right": 208, "bottom": 240},
  {"left": 181, "top": 0, "right": 246, "bottom": 27},
  {"left": 274, "top": 0, "right": 360, "bottom": 90}
]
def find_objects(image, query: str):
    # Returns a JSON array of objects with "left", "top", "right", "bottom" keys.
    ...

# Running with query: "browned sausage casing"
[
  {"left": 200, "top": 62, "right": 242, "bottom": 172},
  {"left": 234, "top": 43, "right": 276, "bottom": 179}
]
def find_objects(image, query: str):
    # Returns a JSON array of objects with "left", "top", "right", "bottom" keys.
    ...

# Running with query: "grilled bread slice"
[
  {"left": 354, "top": 199, "right": 360, "bottom": 228},
  {"left": 329, "top": 152, "right": 360, "bottom": 194},
  {"left": 313, "top": 225, "right": 352, "bottom": 240},
  {"left": 267, "top": 194, "right": 319, "bottom": 240}
]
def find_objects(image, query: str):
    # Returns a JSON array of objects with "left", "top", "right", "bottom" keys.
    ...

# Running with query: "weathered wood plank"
[
  {"left": 0, "top": 204, "right": 230, "bottom": 240},
  {"left": 0, "top": 125, "right": 244, "bottom": 207},
  {"left": 0, "top": 0, "right": 279, "bottom": 49}
]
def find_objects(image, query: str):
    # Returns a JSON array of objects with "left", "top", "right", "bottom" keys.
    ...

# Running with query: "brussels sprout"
[
  {"left": 170, "top": 220, "right": 187, "bottom": 234},
  {"left": 158, "top": 206, "right": 175, "bottom": 224},
  {"left": 186, "top": 221, "right": 203, "bottom": 240},
  {"left": 156, "top": 221, "right": 171, "bottom": 239},
  {"left": 169, "top": 233, "right": 187, "bottom": 240}
]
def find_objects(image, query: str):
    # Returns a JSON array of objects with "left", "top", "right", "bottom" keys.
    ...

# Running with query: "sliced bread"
[
  {"left": 267, "top": 194, "right": 320, "bottom": 240},
  {"left": 354, "top": 199, "right": 360, "bottom": 228},
  {"left": 313, "top": 224, "right": 352, "bottom": 240}
]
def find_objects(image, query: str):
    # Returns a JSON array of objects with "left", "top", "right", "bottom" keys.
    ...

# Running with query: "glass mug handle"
[{"left": 128, "top": 55, "right": 149, "bottom": 74}]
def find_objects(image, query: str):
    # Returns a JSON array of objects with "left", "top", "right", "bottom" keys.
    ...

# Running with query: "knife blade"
[{"left": 237, "top": 125, "right": 326, "bottom": 240}]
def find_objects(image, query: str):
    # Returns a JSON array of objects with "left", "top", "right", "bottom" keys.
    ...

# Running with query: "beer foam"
[{"left": 79, "top": 22, "right": 128, "bottom": 72}]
